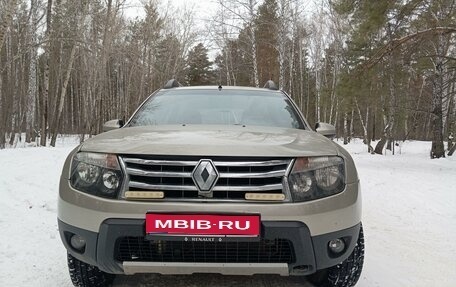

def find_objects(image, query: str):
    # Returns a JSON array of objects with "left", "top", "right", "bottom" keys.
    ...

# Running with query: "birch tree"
[
  {"left": 0, "top": 0, "right": 18, "bottom": 55},
  {"left": 216, "top": 0, "right": 260, "bottom": 87},
  {"left": 39, "top": 0, "right": 52, "bottom": 147}
]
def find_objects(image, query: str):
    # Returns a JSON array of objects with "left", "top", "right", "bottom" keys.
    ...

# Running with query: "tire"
[
  {"left": 67, "top": 253, "right": 115, "bottom": 287},
  {"left": 309, "top": 224, "right": 365, "bottom": 287}
]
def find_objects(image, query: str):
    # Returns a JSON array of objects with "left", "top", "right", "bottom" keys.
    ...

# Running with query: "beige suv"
[{"left": 58, "top": 80, "right": 364, "bottom": 287}]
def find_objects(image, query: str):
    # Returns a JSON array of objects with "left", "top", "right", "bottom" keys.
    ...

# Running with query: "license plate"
[{"left": 145, "top": 213, "right": 260, "bottom": 237}]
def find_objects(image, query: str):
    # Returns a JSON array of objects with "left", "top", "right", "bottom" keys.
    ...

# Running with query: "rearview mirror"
[
  {"left": 103, "top": 119, "right": 124, "bottom": 132},
  {"left": 315, "top": 122, "right": 336, "bottom": 139}
]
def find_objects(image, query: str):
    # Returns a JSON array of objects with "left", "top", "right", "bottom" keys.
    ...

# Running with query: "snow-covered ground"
[{"left": 0, "top": 137, "right": 455, "bottom": 287}]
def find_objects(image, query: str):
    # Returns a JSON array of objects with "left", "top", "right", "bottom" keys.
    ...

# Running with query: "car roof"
[{"left": 161, "top": 85, "right": 283, "bottom": 94}]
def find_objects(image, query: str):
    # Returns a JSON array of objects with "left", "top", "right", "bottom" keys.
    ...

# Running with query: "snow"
[
  {"left": 342, "top": 140, "right": 456, "bottom": 287},
  {"left": 0, "top": 137, "right": 455, "bottom": 287}
]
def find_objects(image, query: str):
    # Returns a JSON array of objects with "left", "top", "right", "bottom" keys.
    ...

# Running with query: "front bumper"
[
  {"left": 58, "top": 182, "right": 361, "bottom": 237},
  {"left": 59, "top": 219, "right": 360, "bottom": 276}
]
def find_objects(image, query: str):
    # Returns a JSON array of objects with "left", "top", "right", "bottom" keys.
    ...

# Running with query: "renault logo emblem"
[{"left": 192, "top": 159, "right": 219, "bottom": 196}]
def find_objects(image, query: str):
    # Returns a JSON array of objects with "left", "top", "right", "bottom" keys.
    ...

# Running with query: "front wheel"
[
  {"left": 309, "top": 224, "right": 365, "bottom": 287},
  {"left": 67, "top": 253, "right": 115, "bottom": 287}
]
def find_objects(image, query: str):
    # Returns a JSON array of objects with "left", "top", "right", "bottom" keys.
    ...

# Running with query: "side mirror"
[
  {"left": 315, "top": 122, "right": 336, "bottom": 139},
  {"left": 103, "top": 119, "right": 124, "bottom": 132}
]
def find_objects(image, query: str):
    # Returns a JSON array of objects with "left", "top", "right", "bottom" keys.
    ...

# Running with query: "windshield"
[{"left": 128, "top": 89, "right": 304, "bottom": 129}]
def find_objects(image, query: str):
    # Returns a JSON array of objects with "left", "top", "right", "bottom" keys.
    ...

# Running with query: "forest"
[{"left": 0, "top": 0, "right": 455, "bottom": 158}]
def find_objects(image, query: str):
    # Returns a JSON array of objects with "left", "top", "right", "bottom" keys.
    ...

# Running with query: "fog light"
[
  {"left": 70, "top": 234, "right": 86, "bottom": 250},
  {"left": 328, "top": 238, "right": 345, "bottom": 254}
]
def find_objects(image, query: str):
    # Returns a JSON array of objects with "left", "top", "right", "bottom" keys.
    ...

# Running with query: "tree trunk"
[
  {"left": 448, "top": 144, "right": 456, "bottom": 156},
  {"left": 349, "top": 108, "right": 354, "bottom": 141},
  {"left": 386, "top": 59, "right": 396, "bottom": 152},
  {"left": 445, "top": 72, "right": 455, "bottom": 155},
  {"left": 298, "top": 39, "right": 304, "bottom": 113},
  {"left": 50, "top": 45, "right": 77, "bottom": 147},
  {"left": 374, "top": 137, "right": 386, "bottom": 155},
  {"left": 248, "top": 0, "right": 259, "bottom": 87},
  {"left": 39, "top": 0, "right": 53, "bottom": 147},
  {"left": 343, "top": 112, "right": 348, "bottom": 145},
  {"left": 25, "top": 0, "right": 39, "bottom": 143},
  {"left": 447, "top": 87, "right": 455, "bottom": 156},
  {"left": 315, "top": 69, "right": 321, "bottom": 123},
  {"left": 375, "top": 115, "right": 389, "bottom": 155},
  {"left": 277, "top": 1, "right": 288, "bottom": 90},
  {"left": 0, "top": 0, "right": 18, "bottom": 55},
  {"left": 355, "top": 98, "right": 372, "bottom": 152},
  {"left": 430, "top": 34, "right": 446, "bottom": 158},
  {"left": 329, "top": 57, "right": 338, "bottom": 125}
]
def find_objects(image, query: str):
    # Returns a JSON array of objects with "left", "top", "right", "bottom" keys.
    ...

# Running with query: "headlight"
[
  {"left": 70, "top": 152, "right": 123, "bottom": 198},
  {"left": 288, "top": 156, "right": 345, "bottom": 202},
  {"left": 76, "top": 162, "right": 100, "bottom": 186}
]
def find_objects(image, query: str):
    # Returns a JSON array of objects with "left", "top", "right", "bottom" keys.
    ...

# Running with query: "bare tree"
[
  {"left": 0, "top": 0, "right": 18, "bottom": 55},
  {"left": 216, "top": 0, "right": 260, "bottom": 87},
  {"left": 308, "top": 4, "right": 328, "bottom": 123},
  {"left": 25, "top": 0, "right": 42, "bottom": 143},
  {"left": 39, "top": 0, "right": 52, "bottom": 147}
]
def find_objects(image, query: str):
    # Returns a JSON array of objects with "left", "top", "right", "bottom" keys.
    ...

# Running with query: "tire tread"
[
  {"left": 68, "top": 253, "right": 114, "bottom": 287},
  {"left": 310, "top": 224, "right": 365, "bottom": 287}
]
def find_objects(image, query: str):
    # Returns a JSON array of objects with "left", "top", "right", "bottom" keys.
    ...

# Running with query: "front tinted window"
[{"left": 129, "top": 89, "right": 304, "bottom": 129}]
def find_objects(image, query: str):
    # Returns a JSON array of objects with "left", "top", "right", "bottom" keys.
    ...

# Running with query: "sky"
[{"left": 124, "top": 0, "right": 218, "bottom": 22}]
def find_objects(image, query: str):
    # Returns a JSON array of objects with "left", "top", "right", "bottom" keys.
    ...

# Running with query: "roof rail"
[
  {"left": 263, "top": 80, "right": 278, "bottom": 90},
  {"left": 164, "top": 79, "right": 182, "bottom": 89}
]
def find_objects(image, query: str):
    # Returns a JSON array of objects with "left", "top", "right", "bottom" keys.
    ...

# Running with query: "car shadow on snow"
[{"left": 113, "top": 274, "right": 315, "bottom": 287}]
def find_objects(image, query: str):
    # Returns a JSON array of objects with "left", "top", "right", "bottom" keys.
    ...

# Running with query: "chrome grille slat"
[
  {"left": 129, "top": 181, "right": 198, "bottom": 191},
  {"left": 123, "top": 158, "right": 198, "bottom": 166},
  {"left": 126, "top": 168, "right": 192, "bottom": 178},
  {"left": 219, "top": 170, "right": 286, "bottom": 179},
  {"left": 213, "top": 160, "right": 290, "bottom": 167},
  {"left": 213, "top": 184, "right": 283, "bottom": 192},
  {"left": 121, "top": 156, "right": 291, "bottom": 201}
]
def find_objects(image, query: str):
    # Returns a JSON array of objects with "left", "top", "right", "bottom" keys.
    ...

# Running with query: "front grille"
[
  {"left": 121, "top": 156, "right": 291, "bottom": 200},
  {"left": 115, "top": 237, "right": 295, "bottom": 264}
]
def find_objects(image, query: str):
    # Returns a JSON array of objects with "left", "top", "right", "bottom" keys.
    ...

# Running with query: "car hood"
[{"left": 80, "top": 125, "right": 338, "bottom": 157}]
